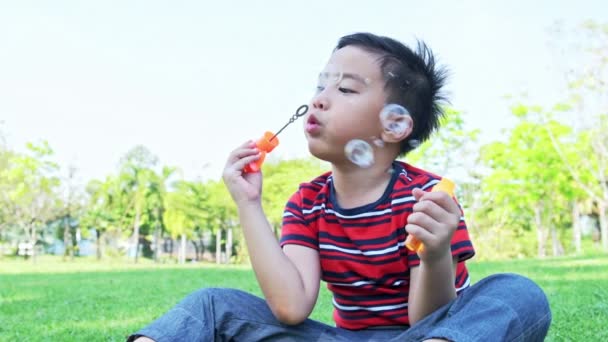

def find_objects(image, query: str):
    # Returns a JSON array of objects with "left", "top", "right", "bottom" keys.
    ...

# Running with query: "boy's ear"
[{"left": 380, "top": 115, "right": 413, "bottom": 143}]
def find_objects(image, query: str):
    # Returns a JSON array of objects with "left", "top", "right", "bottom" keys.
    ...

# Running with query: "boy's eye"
[
  {"left": 339, "top": 87, "right": 356, "bottom": 94},
  {"left": 315, "top": 86, "right": 325, "bottom": 93}
]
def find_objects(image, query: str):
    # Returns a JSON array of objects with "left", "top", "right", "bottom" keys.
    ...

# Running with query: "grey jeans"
[{"left": 127, "top": 273, "right": 551, "bottom": 342}]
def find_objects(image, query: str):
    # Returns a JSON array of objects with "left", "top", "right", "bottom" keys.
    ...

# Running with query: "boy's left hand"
[{"left": 405, "top": 188, "right": 461, "bottom": 263}]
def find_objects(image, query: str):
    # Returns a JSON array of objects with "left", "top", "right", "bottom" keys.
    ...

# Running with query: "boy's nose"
[{"left": 312, "top": 94, "right": 328, "bottom": 110}]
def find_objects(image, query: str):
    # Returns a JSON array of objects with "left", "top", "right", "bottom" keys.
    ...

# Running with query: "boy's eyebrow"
[{"left": 319, "top": 72, "right": 369, "bottom": 84}]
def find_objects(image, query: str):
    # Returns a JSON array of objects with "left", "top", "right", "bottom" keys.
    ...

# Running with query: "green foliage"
[
  {"left": 477, "top": 109, "right": 580, "bottom": 257},
  {"left": 511, "top": 103, "right": 529, "bottom": 118},
  {"left": 406, "top": 107, "right": 480, "bottom": 176},
  {"left": 0, "top": 141, "right": 60, "bottom": 253}
]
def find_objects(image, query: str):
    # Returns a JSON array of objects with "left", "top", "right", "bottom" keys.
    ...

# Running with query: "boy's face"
[{"left": 304, "top": 46, "right": 388, "bottom": 165}]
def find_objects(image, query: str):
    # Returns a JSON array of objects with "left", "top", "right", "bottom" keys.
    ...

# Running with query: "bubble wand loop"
[
  {"left": 243, "top": 104, "right": 309, "bottom": 173},
  {"left": 405, "top": 178, "right": 456, "bottom": 253},
  {"left": 269, "top": 104, "right": 309, "bottom": 142}
]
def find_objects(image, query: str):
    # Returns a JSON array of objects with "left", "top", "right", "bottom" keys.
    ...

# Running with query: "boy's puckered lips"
[{"left": 305, "top": 114, "right": 321, "bottom": 134}]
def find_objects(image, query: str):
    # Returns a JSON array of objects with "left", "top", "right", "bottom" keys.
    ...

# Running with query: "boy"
[{"left": 128, "top": 32, "right": 551, "bottom": 341}]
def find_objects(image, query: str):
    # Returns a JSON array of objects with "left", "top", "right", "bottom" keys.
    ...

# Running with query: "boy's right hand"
[{"left": 222, "top": 140, "right": 263, "bottom": 206}]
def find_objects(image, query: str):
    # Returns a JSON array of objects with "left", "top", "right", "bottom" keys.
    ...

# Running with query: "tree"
[
  {"left": 0, "top": 141, "right": 60, "bottom": 261},
  {"left": 146, "top": 166, "right": 175, "bottom": 262},
  {"left": 163, "top": 188, "right": 194, "bottom": 264},
  {"left": 81, "top": 175, "right": 126, "bottom": 260},
  {"left": 406, "top": 107, "right": 480, "bottom": 178},
  {"left": 117, "top": 145, "right": 159, "bottom": 263},
  {"left": 58, "top": 165, "right": 85, "bottom": 261},
  {"left": 478, "top": 110, "right": 578, "bottom": 257},
  {"left": 534, "top": 20, "right": 608, "bottom": 251}
]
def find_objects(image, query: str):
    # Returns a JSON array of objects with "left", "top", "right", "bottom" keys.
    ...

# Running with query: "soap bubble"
[
  {"left": 380, "top": 104, "right": 411, "bottom": 136},
  {"left": 408, "top": 139, "right": 421, "bottom": 148},
  {"left": 318, "top": 71, "right": 343, "bottom": 87},
  {"left": 345, "top": 139, "right": 374, "bottom": 168}
]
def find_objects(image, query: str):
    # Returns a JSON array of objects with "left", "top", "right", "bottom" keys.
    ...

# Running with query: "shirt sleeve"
[{"left": 279, "top": 189, "right": 319, "bottom": 250}]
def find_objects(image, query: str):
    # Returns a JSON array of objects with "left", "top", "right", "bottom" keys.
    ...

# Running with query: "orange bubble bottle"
[{"left": 243, "top": 131, "right": 280, "bottom": 173}]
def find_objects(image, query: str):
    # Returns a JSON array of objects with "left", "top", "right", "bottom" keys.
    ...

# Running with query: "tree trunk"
[
  {"left": 96, "top": 229, "right": 102, "bottom": 260},
  {"left": 171, "top": 238, "right": 177, "bottom": 260},
  {"left": 534, "top": 206, "right": 546, "bottom": 258},
  {"left": 30, "top": 224, "right": 37, "bottom": 263},
  {"left": 199, "top": 236, "right": 205, "bottom": 259},
  {"left": 551, "top": 226, "right": 564, "bottom": 256},
  {"left": 132, "top": 208, "right": 141, "bottom": 263},
  {"left": 75, "top": 226, "right": 81, "bottom": 259},
  {"left": 191, "top": 240, "right": 200, "bottom": 261},
  {"left": 599, "top": 202, "right": 608, "bottom": 251},
  {"left": 154, "top": 221, "right": 160, "bottom": 263},
  {"left": 226, "top": 226, "right": 233, "bottom": 264},
  {"left": 572, "top": 202, "right": 582, "bottom": 254},
  {"left": 216, "top": 229, "right": 222, "bottom": 264},
  {"left": 179, "top": 234, "right": 186, "bottom": 264},
  {"left": 63, "top": 216, "right": 73, "bottom": 261}
]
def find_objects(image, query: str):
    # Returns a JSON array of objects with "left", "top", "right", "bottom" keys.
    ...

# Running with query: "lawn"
[{"left": 1, "top": 253, "right": 606, "bottom": 341}]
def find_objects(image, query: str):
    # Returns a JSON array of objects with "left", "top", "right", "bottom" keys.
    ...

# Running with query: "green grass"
[{"left": 1, "top": 254, "right": 607, "bottom": 341}]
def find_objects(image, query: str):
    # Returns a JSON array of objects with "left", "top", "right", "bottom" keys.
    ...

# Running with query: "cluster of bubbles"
[{"left": 344, "top": 103, "right": 421, "bottom": 168}]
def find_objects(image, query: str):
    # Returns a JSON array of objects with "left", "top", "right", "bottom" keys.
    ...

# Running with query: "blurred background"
[{"left": 1, "top": 0, "right": 607, "bottom": 263}]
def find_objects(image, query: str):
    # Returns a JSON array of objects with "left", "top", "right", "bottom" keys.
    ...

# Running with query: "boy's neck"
[{"left": 331, "top": 157, "right": 395, "bottom": 210}]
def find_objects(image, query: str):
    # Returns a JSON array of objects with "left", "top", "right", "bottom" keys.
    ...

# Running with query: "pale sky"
[{"left": 1, "top": 0, "right": 607, "bottom": 186}]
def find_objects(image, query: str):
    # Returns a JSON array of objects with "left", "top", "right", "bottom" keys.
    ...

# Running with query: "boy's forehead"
[{"left": 322, "top": 46, "right": 382, "bottom": 82}]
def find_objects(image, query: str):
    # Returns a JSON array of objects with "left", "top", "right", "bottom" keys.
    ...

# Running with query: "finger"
[
  {"left": 405, "top": 223, "right": 434, "bottom": 245},
  {"left": 407, "top": 211, "right": 440, "bottom": 234},
  {"left": 416, "top": 191, "right": 460, "bottom": 216},
  {"left": 412, "top": 199, "right": 449, "bottom": 225},
  {"left": 231, "top": 140, "right": 257, "bottom": 154},
  {"left": 227, "top": 146, "right": 259, "bottom": 165},
  {"left": 231, "top": 152, "right": 261, "bottom": 172},
  {"left": 237, "top": 139, "right": 255, "bottom": 147},
  {"left": 230, "top": 140, "right": 256, "bottom": 156},
  {"left": 412, "top": 187, "right": 426, "bottom": 201}
]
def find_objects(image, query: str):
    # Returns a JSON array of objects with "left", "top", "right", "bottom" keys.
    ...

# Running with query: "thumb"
[{"left": 412, "top": 188, "right": 426, "bottom": 201}]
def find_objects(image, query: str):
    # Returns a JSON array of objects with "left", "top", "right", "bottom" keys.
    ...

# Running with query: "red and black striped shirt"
[{"left": 279, "top": 161, "right": 475, "bottom": 330}]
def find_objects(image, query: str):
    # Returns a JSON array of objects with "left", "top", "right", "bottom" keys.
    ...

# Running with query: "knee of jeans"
[
  {"left": 189, "top": 288, "right": 250, "bottom": 308},
  {"left": 483, "top": 273, "right": 551, "bottom": 320},
  {"left": 181, "top": 288, "right": 225, "bottom": 310},
  {"left": 188, "top": 287, "right": 232, "bottom": 303}
]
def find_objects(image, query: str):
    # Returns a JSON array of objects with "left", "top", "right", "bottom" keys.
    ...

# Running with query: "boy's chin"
[{"left": 307, "top": 145, "right": 335, "bottom": 164}]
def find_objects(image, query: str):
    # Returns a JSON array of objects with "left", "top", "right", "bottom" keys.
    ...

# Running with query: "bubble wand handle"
[
  {"left": 243, "top": 104, "right": 308, "bottom": 173},
  {"left": 405, "top": 178, "right": 456, "bottom": 253}
]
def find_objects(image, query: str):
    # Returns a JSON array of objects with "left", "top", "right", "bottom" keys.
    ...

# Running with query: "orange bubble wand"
[
  {"left": 405, "top": 178, "right": 456, "bottom": 253},
  {"left": 243, "top": 104, "right": 309, "bottom": 173}
]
